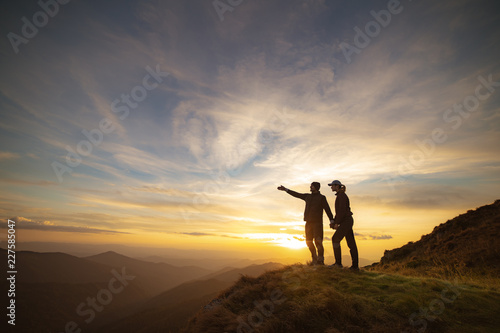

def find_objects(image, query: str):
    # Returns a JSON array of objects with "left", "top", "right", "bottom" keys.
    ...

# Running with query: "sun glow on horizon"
[
  {"left": 244, "top": 233, "right": 307, "bottom": 250},
  {"left": 274, "top": 236, "right": 307, "bottom": 249}
]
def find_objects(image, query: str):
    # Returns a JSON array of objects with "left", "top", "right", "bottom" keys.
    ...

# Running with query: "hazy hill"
[
  {"left": 1, "top": 249, "right": 113, "bottom": 284},
  {"left": 0, "top": 250, "right": 212, "bottom": 332},
  {"left": 12, "top": 279, "right": 147, "bottom": 333},
  {"left": 139, "top": 255, "right": 269, "bottom": 270},
  {"left": 96, "top": 262, "right": 284, "bottom": 333},
  {"left": 1, "top": 249, "right": 212, "bottom": 296},
  {"left": 140, "top": 255, "right": 377, "bottom": 271},
  {"left": 85, "top": 251, "right": 212, "bottom": 296},
  {"left": 2, "top": 249, "right": 149, "bottom": 332},
  {"left": 368, "top": 200, "right": 500, "bottom": 280},
  {"left": 96, "top": 279, "right": 231, "bottom": 333},
  {"left": 183, "top": 265, "right": 500, "bottom": 333}
]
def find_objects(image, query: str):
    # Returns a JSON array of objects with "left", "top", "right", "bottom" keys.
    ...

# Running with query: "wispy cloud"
[
  {"left": 175, "top": 232, "right": 246, "bottom": 239},
  {"left": 0, "top": 178, "right": 56, "bottom": 186},
  {"left": 354, "top": 233, "right": 393, "bottom": 241},
  {"left": 1, "top": 217, "right": 129, "bottom": 235},
  {"left": 0, "top": 152, "right": 20, "bottom": 160}
]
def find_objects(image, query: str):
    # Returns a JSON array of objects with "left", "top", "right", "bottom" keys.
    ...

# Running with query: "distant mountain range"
[
  {"left": 0, "top": 248, "right": 283, "bottom": 332},
  {"left": 137, "top": 255, "right": 288, "bottom": 270},
  {"left": 95, "top": 262, "right": 284, "bottom": 333},
  {"left": 84, "top": 251, "right": 212, "bottom": 296},
  {"left": 13, "top": 241, "right": 279, "bottom": 269}
]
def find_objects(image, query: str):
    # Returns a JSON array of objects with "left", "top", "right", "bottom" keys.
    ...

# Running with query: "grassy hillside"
[
  {"left": 184, "top": 201, "right": 500, "bottom": 332},
  {"left": 184, "top": 265, "right": 500, "bottom": 333},
  {"left": 198, "top": 263, "right": 285, "bottom": 282},
  {"left": 368, "top": 200, "right": 500, "bottom": 283}
]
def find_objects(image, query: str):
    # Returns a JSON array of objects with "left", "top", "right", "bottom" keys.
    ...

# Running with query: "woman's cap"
[{"left": 328, "top": 180, "right": 342, "bottom": 186}]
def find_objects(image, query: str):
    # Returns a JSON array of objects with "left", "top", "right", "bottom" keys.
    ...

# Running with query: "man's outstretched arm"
[{"left": 277, "top": 185, "right": 307, "bottom": 200}]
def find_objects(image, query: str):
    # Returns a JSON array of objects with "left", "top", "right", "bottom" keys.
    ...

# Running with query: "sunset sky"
[{"left": 0, "top": 0, "right": 499, "bottom": 261}]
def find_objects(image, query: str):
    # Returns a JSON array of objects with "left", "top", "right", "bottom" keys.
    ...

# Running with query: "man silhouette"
[{"left": 278, "top": 182, "right": 334, "bottom": 265}]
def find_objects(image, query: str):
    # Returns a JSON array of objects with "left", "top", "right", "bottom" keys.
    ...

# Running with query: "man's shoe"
[
  {"left": 349, "top": 266, "right": 360, "bottom": 272},
  {"left": 328, "top": 263, "right": 343, "bottom": 269},
  {"left": 316, "top": 260, "right": 325, "bottom": 265},
  {"left": 308, "top": 259, "right": 318, "bottom": 266}
]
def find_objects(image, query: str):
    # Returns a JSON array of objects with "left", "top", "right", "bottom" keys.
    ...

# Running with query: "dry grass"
[
  {"left": 183, "top": 265, "right": 500, "bottom": 332},
  {"left": 367, "top": 200, "right": 500, "bottom": 288}
]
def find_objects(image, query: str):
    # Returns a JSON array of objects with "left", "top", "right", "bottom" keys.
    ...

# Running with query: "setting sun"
[
  {"left": 273, "top": 235, "right": 306, "bottom": 250},
  {"left": 243, "top": 233, "right": 307, "bottom": 250}
]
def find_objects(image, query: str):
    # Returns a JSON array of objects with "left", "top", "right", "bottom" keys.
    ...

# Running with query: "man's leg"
[
  {"left": 305, "top": 223, "right": 317, "bottom": 264},
  {"left": 314, "top": 223, "right": 324, "bottom": 264},
  {"left": 315, "top": 238, "right": 324, "bottom": 264},
  {"left": 306, "top": 240, "right": 317, "bottom": 263}
]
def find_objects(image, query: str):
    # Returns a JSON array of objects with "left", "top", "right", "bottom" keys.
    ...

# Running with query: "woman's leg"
[
  {"left": 332, "top": 227, "right": 347, "bottom": 266},
  {"left": 345, "top": 228, "right": 359, "bottom": 268}
]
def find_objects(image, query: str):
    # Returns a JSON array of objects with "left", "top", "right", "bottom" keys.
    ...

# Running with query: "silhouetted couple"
[{"left": 278, "top": 180, "right": 359, "bottom": 270}]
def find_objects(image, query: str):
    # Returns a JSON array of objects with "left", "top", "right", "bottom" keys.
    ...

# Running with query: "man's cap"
[{"left": 328, "top": 180, "right": 342, "bottom": 186}]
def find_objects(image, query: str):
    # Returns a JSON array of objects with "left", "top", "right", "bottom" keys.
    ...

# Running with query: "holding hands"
[{"left": 329, "top": 219, "right": 339, "bottom": 230}]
